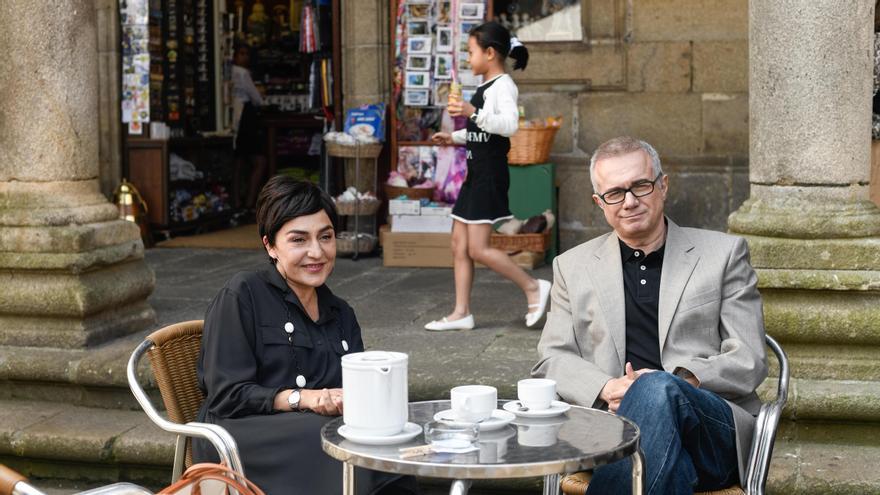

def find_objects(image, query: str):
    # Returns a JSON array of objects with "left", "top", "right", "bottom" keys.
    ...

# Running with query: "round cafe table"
[{"left": 321, "top": 400, "right": 645, "bottom": 495}]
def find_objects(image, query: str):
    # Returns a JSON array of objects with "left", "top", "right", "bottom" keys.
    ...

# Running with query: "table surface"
[{"left": 321, "top": 400, "right": 640, "bottom": 479}]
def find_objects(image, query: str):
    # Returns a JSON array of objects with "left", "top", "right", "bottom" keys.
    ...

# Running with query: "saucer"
[
  {"left": 338, "top": 422, "right": 422, "bottom": 445},
  {"left": 502, "top": 400, "right": 571, "bottom": 418},
  {"left": 433, "top": 409, "right": 516, "bottom": 432}
]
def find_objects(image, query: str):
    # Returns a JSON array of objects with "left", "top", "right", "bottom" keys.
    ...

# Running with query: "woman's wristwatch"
[
  {"left": 469, "top": 109, "right": 479, "bottom": 123},
  {"left": 287, "top": 389, "right": 302, "bottom": 410}
]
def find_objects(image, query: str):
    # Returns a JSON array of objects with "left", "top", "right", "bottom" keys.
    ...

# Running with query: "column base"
[{"left": 729, "top": 194, "right": 880, "bottom": 238}]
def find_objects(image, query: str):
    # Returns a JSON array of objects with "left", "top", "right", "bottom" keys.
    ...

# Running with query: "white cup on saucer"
[
  {"left": 517, "top": 378, "right": 556, "bottom": 411},
  {"left": 451, "top": 385, "right": 497, "bottom": 422}
]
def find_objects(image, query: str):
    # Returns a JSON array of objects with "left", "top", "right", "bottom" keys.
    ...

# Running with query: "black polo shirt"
[{"left": 619, "top": 240, "right": 664, "bottom": 371}]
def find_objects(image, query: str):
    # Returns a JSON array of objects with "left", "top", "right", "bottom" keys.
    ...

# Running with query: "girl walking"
[{"left": 427, "top": 22, "right": 551, "bottom": 331}]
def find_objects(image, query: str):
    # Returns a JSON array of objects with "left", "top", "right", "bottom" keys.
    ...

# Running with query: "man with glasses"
[{"left": 533, "top": 136, "right": 768, "bottom": 494}]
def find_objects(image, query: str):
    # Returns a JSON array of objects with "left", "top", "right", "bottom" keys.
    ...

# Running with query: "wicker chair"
[
  {"left": 127, "top": 320, "right": 246, "bottom": 482},
  {"left": 559, "top": 335, "right": 789, "bottom": 495}
]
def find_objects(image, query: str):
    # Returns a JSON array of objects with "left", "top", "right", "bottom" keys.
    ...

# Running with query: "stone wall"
[{"left": 510, "top": 0, "right": 750, "bottom": 249}]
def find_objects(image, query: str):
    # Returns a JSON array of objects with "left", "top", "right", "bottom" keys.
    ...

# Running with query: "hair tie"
[{"left": 510, "top": 37, "right": 524, "bottom": 49}]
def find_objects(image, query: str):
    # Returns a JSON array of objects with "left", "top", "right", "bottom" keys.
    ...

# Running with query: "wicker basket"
[
  {"left": 334, "top": 197, "right": 381, "bottom": 216},
  {"left": 383, "top": 183, "right": 435, "bottom": 201},
  {"left": 507, "top": 126, "right": 559, "bottom": 165},
  {"left": 491, "top": 230, "right": 551, "bottom": 253},
  {"left": 326, "top": 141, "right": 384, "bottom": 159},
  {"left": 336, "top": 232, "right": 377, "bottom": 255}
]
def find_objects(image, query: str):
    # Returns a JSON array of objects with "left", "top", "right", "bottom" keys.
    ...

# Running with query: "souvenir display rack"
[{"left": 387, "top": 0, "right": 491, "bottom": 205}]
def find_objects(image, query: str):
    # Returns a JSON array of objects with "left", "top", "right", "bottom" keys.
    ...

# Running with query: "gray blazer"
[{"left": 532, "top": 219, "right": 768, "bottom": 485}]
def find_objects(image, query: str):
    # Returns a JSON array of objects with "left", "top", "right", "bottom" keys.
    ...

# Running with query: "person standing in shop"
[
  {"left": 428, "top": 22, "right": 551, "bottom": 331},
  {"left": 232, "top": 44, "right": 267, "bottom": 214}
]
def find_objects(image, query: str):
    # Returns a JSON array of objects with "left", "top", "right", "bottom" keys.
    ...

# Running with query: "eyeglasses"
[{"left": 597, "top": 173, "right": 664, "bottom": 205}]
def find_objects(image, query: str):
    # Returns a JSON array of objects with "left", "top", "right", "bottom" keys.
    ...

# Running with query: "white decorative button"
[
  {"left": 640, "top": 279, "right": 647, "bottom": 285},
  {"left": 296, "top": 375, "right": 306, "bottom": 387},
  {"left": 284, "top": 322, "right": 294, "bottom": 334},
  {"left": 634, "top": 252, "right": 640, "bottom": 257},
  {"left": 341, "top": 340, "right": 349, "bottom": 351},
  {"left": 640, "top": 265, "right": 646, "bottom": 271}
]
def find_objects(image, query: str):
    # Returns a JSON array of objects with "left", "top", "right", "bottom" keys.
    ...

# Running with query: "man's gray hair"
[{"left": 589, "top": 137, "right": 664, "bottom": 193}]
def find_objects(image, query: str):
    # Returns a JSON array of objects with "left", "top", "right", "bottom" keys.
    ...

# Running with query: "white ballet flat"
[
  {"left": 424, "top": 314, "right": 475, "bottom": 331},
  {"left": 525, "top": 279, "right": 552, "bottom": 328}
]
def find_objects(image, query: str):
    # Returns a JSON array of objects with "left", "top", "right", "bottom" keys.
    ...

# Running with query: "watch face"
[{"left": 288, "top": 390, "right": 300, "bottom": 408}]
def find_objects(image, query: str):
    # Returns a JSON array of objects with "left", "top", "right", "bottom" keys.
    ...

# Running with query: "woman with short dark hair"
[{"left": 193, "top": 176, "right": 417, "bottom": 494}]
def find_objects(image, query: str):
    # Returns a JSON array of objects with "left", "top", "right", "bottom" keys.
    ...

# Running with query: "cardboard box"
[
  {"left": 381, "top": 230, "right": 454, "bottom": 267},
  {"left": 391, "top": 214, "right": 453, "bottom": 233},
  {"left": 381, "top": 228, "right": 542, "bottom": 269},
  {"left": 388, "top": 199, "right": 421, "bottom": 215}
]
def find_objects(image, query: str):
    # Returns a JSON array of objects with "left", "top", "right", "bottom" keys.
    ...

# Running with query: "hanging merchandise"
[
  {"left": 321, "top": 57, "right": 333, "bottom": 108},
  {"left": 120, "top": 0, "right": 150, "bottom": 126},
  {"left": 299, "top": 4, "right": 316, "bottom": 53}
]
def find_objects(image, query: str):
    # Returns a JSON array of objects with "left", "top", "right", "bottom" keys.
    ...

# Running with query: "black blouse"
[{"left": 197, "top": 265, "right": 365, "bottom": 419}]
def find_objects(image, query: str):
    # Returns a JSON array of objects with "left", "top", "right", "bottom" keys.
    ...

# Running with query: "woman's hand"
[
  {"left": 301, "top": 388, "right": 344, "bottom": 416},
  {"left": 431, "top": 132, "right": 453, "bottom": 145},
  {"left": 447, "top": 100, "right": 475, "bottom": 118}
]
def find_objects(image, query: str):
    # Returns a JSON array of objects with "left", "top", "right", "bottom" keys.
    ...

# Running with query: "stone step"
[
  {"left": 1, "top": 399, "right": 879, "bottom": 494},
  {"left": 758, "top": 378, "right": 880, "bottom": 423},
  {"left": 0, "top": 332, "right": 160, "bottom": 410}
]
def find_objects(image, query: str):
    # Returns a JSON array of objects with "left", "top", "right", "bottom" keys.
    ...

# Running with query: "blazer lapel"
[
  {"left": 586, "top": 233, "right": 626, "bottom": 369},
  {"left": 658, "top": 219, "right": 699, "bottom": 352}
]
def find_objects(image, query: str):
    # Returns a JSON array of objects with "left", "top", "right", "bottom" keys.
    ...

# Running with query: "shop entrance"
[{"left": 121, "top": 0, "right": 341, "bottom": 237}]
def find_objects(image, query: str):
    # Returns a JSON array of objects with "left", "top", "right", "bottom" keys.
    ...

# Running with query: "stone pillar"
[
  {"left": 340, "top": 0, "right": 391, "bottom": 193},
  {"left": 729, "top": 1, "right": 880, "bottom": 490},
  {"left": 0, "top": 0, "right": 156, "bottom": 348}
]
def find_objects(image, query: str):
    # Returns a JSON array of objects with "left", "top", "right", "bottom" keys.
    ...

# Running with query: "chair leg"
[
  {"left": 631, "top": 448, "right": 646, "bottom": 495},
  {"left": 171, "top": 434, "right": 187, "bottom": 482}
]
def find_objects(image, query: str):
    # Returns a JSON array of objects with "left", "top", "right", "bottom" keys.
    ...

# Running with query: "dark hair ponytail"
[{"left": 469, "top": 21, "right": 529, "bottom": 71}]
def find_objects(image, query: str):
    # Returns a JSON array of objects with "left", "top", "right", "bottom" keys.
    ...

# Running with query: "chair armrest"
[{"left": 126, "top": 340, "right": 245, "bottom": 478}]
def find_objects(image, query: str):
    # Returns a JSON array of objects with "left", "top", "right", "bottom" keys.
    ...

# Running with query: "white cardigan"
[{"left": 452, "top": 73, "right": 519, "bottom": 144}]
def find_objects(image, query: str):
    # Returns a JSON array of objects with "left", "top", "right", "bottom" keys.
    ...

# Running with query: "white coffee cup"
[
  {"left": 517, "top": 378, "right": 556, "bottom": 411},
  {"left": 450, "top": 385, "right": 497, "bottom": 422}
]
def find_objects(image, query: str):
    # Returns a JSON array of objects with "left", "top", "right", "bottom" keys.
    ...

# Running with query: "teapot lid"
[{"left": 342, "top": 351, "right": 407, "bottom": 368}]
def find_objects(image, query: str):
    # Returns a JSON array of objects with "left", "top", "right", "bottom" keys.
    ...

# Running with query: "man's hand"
[
  {"left": 674, "top": 367, "right": 701, "bottom": 388},
  {"left": 600, "top": 362, "right": 657, "bottom": 413}
]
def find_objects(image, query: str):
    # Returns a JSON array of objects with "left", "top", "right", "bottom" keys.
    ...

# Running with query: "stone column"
[
  {"left": 0, "top": 1, "right": 155, "bottom": 348},
  {"left": 729, "top": 1, "right": 880, "bottom": 489},
  {"left": 341, "top": 0, "right": 391, "bottom": 193}
]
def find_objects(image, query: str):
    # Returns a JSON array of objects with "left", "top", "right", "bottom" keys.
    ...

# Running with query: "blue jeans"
[{"left": 587, "top": 372, "right": 739, "bottom": 495}]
